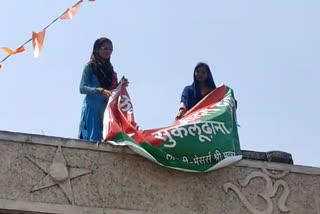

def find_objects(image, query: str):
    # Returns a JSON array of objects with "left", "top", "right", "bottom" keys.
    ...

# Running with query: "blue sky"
[{"left": 1, "top": 0, "right": 319, "bottom": 167}]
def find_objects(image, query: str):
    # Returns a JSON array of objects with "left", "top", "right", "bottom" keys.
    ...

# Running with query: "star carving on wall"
[{"left": 26, "top": 146, "right": 92, "bottom": 204}]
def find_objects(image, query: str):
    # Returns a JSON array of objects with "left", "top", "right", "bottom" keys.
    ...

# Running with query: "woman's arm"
[
  {"left": 180, "top": 86, "right": 192, "bottom": 110},
  {"left": 175, "top": 103, "right": 187, "bottom": 120},
  {"left": 175, "top": 86, "right": 191, "bottom": 119},
  {"left": 79, "top": 65, "right": 101, "bottom": 94}
]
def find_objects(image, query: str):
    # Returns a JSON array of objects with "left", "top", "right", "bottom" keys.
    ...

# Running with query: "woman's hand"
[
  {"left": 175, "top": 108, "right": 186, "bottom": 120},
  {"left": 98, "top": 88, "right": 112, "bottom": 98}
]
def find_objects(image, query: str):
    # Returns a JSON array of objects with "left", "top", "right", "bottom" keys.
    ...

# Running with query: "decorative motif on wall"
[
  {"left": 316, "top": 196, "right": 320, "bottom": 214},
  {"left": 26, "top": 146, "right": 92, "bottom": 204},
  {"left": 223, "top": 167, "right": 290, "bottom": 214}
]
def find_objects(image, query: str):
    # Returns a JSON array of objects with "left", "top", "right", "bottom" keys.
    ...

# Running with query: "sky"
[{"left": 0, "top": 0, "right": 319, "bottom": 167}]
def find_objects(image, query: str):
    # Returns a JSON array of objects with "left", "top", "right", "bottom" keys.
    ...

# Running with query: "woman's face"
[
  {"left": 98, "top": 42, "right": 113, "bottom": 60},
  {"left": 195, "top": 66, "right": 208, "bottom": 83}
]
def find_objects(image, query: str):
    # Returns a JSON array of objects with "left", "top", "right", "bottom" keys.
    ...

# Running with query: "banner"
[{"left": 103, "top": 82, "right": 242, "bottom": 172}]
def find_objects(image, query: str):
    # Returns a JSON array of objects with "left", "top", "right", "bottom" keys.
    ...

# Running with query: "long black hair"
[{"left": 89, "top": 37, "right": 114, "bottom": 89}]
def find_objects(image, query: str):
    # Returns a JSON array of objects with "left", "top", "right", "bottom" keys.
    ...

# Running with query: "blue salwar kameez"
[{"left": 78, "top": 65, "right": 108, "bottom": 142}]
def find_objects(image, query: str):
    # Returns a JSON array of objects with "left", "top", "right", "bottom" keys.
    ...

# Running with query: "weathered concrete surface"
[{"left": 0, "top": 130, "right": 320, "bottom": 214}]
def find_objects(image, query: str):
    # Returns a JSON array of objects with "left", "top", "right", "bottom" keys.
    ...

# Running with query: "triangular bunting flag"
[
  {"left": 32, "top": 30, "right": 46, "bottom": 58},
  {"left": 60, "top": 0, "right": 83, "bottom": 20},
  {"left": 1, "top": 46, "right": 25, "bottom": 55}
]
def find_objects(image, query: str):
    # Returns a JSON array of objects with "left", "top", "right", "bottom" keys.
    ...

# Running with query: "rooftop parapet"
[{"left": 0, "top": 130, "right": 318, "bottom": 214}]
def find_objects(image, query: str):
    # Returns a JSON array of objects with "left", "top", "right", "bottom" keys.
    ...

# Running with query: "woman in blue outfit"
[
  {"left": 79, "top": 37, "right": 127, "bottom": 141},
  {"left": 176, "top": 62, "right": 216, "bottom": 119}
]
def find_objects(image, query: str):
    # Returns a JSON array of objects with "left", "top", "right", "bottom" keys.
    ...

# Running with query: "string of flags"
[{"left": 0, "top": 0, "right": 96, "bottom": 70}]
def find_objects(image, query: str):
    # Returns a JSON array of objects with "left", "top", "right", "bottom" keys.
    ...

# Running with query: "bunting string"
[{"left": 0, "top": 0, "right": 95, "bottom": 70}]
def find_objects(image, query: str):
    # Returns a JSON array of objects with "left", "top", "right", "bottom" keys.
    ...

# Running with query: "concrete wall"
[{"left": 0, "top": 130, "right": 319, "bottom": 214}]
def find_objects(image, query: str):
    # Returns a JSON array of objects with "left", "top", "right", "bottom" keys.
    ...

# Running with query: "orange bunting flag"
[
  {"left": 1, "top": 46, "right": 25, "bottom": 55},
  {"left": 60, "top": 0, "right": 83, "bottom": 20},
  {"left": 0, "top": 64, "right": 2, "bottom": 70},
  {"left": 32, "top": 30, "right": 46, "bottom": 58}
]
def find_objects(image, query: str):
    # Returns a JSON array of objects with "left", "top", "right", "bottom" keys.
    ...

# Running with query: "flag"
[
  {"left": 103, "top": 83, "right": 242, "bottom": 172},
  {"left": 1, "top": 46, "right": 25, "bottom": 55},
  {"left": 32, "top": 30, "right": 46, "bottom": 58},
  {"left": 60, "top": 0, "right": 83, "bottom": 20}
]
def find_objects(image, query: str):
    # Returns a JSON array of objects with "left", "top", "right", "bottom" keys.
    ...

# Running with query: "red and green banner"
[{"left": 103, "top": 82, "right": 242, "bottom": 172}]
